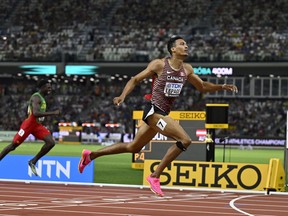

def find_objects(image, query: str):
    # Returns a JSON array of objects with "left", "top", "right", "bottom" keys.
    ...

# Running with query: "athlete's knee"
[
  {"left": 50, "top": 141, "right": 56, "bottom": 148},
  {"left": 175, "top": 139, "right": 191, "bottom": 151},
  {"left": 45, "top": 140, "right": 55, "bottom": 148}
]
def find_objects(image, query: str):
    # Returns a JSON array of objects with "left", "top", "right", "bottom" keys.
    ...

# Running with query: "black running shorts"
[{"left": 142, "top": 102, "right": 168, "bottom": 124}]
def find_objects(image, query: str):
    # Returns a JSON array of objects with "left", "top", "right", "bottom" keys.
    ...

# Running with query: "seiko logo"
[
  {"left": 167, "top": 75, "right": 184, "bottom": 82},
  {"left": 150, "top": 161, "right": 264, "bottom": 190}
]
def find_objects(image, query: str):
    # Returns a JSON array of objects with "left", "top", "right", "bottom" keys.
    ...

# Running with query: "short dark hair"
[
  {"left": 167, "top": 35, "right": 183, "bottom": 55},
  {"left": 37, "top": 79, "right": 50, "bottom": 88}
]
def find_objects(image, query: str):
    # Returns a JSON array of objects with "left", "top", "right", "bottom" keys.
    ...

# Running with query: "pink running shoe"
[
  {"left": 78, "top": 149, "right": 91, "bottom": 173},
  {"left": 146, "top": 175, "right": 164, "bottom": 197}
]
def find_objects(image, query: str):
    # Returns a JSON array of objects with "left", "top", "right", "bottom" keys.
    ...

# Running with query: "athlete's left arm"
[
  {"left": 185, "top": 64, "right": 238, "bottom": 93},
  {"left": 113, "top": 59, "right": 163, "bottom": 106}
]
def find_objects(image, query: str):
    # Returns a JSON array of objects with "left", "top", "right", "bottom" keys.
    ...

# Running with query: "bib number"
[
  {"left": 164, "top": 82, "right": 183, "bottom": 97},
  {"left": 18, "top": 129, "right": 25, "bottom": 137}
]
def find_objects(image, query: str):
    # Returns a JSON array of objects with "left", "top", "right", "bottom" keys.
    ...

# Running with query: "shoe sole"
[{"left": 146, "top": 178, "right": 164, "bottom": 197}]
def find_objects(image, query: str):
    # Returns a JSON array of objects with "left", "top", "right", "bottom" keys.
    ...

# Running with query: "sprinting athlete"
[
  {"left": 78, "top": 35, "right": 238, "bottom": 196},
  {"left": 0, "top": 79, "right": 60, "bottom": 176}
]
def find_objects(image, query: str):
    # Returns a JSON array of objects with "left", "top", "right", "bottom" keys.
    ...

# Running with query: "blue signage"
[
  {"left": 20, "top": 65, "right": 57, "bottom": 75},
  {"left": 0, "top": 155, "right": 94, "bottom": 183},
  {"left": 65, "top": 65, "right": 98, "bottom": 75}
]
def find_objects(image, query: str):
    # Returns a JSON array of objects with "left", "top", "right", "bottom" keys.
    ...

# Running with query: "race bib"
[
  {"left": 164, "top": 82, "right": 183, "bottom": 97},
  {"left": 18, "top": 129, "right": 25, "bottom": 137}
]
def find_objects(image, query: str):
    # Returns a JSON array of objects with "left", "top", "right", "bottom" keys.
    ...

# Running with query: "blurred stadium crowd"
[
  {"left": 0, "top": 77, "right": 286, "bottom": 139},
  {"left": 0, "top": 0, "right": 287, "bottom": 139}
]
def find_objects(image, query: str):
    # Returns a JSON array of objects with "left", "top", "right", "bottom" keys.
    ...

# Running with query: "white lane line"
[{"left": 229, "top": 195, "right": 259, "bottom": 216}]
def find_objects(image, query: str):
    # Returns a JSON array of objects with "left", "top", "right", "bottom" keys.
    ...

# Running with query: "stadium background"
[{"left": 0, "top": 0, "right": 287, "bottom": 185}]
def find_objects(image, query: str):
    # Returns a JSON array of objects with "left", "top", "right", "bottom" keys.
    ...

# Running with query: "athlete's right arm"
[
  {"left": 32, "top": 96, "right": 60, "bottom": 117},
  {"left": 113, "top": 59, "right": 164, "bottom": 106}
]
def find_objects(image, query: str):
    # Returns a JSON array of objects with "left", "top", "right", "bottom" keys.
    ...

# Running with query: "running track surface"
[{"left": 0, "top": 181, "right": 287, "bottom": 216}]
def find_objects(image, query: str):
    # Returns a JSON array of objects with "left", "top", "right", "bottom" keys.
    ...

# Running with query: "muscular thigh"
[
  {"left": 32, "top": 124, "right": 51, "bottom": 140},
  {"left": 128, "top": 123, "right": 157, "bottom": 152},
  {"left": 13, "top": 119, "right": 34, "bottom": 145},
  {"left": 146, "top": 113, "right": 190, "bottom": 142}
]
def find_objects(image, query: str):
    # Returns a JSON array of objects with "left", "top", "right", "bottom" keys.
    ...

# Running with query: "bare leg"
[
  {"left": 151, "top": 145, "right": 183, "bottom": 178},
  {"left": 90, "top": 143, "right": 132, "bottom": 159},
  {"left": 146, "top": 115, "right": 192, "bottom": 178},
  {"left": 29, "top": 134, "right": 55, "bottom": 164},
  {"left": 0, "top": 143, "right": 18, "bottom": 161},
  {"left": 90, "top": 124, "right": 157, "bottom": 160}
]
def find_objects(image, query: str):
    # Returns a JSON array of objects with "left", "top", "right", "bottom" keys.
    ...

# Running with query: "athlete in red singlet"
[
  {"left": 78, "top": 36, "right": 238, "bottom": 196},
  {"left": 0, "top": 79, "right": 60, "bottom": 176}
]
